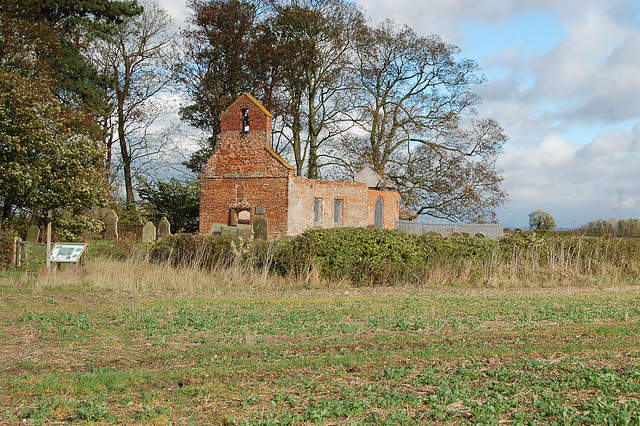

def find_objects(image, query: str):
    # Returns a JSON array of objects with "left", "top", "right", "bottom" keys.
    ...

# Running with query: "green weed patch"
[{"left": 2, "top": 285, "right": 640, "bottom": 423}]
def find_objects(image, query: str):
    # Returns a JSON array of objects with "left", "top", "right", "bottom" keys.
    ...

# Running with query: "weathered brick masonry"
[{"left": 200, "top": 94, "right": 400, "bottom": 239}]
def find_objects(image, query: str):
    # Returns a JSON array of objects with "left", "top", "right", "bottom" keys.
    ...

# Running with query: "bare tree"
[
  {"left": 268, "top": 0, "right": 364, "bottom": 178},
  {"left": 331, "top": 21, "right": 507, "bottom": 222},
  {"left": 180, "top": 0, "right": 279, "bottom": 175},
  {"left": 91, "top": 0, "right": 179, "bottom": 206}
]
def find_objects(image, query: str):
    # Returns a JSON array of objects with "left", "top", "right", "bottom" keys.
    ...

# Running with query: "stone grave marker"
[
  {"left": 451, "top": 231, "right": 463, "bottom": 238},
  {"left": 237, "top": 224, "right": 252, "bottom": 240},
  {"left": 475, "top": 232, "right": 486, "bottom": 238},
  {"left": 105, "top": 209, "right": 118, "bottom": 239},
  {"left": 220, "top": 225, "right": 238, "bottom": 237},
  {"left": 210, "top": 223, "right": 223, "bottom": 235},
  {"left": 158, "top": 217, "right": 171, "bottom": 238},
  {"left": 253, "top": 217, "right": 268, "bottom": 241},
  {"left": 26, "top": 225, "right": 40, "bottom": 243},
  {"left": 142, "top": 221, "right": 156, "bottom": 243}
]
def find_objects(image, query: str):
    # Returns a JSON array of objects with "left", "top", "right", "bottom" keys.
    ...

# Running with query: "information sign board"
[{"left": 50, "top": 243, "right": 87, "bottom": 263}]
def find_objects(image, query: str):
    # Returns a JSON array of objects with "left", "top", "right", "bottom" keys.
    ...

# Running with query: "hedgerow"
[{"left": 147, "top": 228, "right": 640, "bottom": 286}]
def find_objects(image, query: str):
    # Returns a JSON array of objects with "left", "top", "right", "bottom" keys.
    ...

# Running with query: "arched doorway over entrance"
[{"left": 229, "top": 207, "right": 255, "bottom": 226}]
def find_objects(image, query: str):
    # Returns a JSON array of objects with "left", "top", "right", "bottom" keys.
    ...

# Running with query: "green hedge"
[{"left": 146, "top": 228, "right": 640, "bottom": 286}]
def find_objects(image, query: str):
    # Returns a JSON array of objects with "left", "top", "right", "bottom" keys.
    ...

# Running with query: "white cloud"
[{"left": 497, "top": 124, "right": 640, "bottom": 227}]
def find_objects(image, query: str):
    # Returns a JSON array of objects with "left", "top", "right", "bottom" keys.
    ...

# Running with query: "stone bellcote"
[{"left": 220, "top": 93, "right": 273, "bottom": 135}]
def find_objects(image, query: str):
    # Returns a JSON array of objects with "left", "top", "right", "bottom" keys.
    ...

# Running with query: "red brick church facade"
[{"left": 199, "top": 94, "right": 400, "bottom": 239}]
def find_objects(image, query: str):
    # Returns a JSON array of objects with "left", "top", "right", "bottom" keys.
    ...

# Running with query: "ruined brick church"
[{"left": 199, "top": 93, "right": 400, "bottom": 239}]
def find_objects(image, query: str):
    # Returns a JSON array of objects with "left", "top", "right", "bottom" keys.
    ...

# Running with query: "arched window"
[
  {"left": 374, "top": 197, "right": 384, "bottom": 228},
  {"left": 313, "top": 199, "right": 322, "bottom": 226}
]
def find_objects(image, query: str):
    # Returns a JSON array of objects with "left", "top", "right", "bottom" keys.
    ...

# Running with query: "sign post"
[{"left": 50, "top": 243, "right": 88, "bottom": 264}]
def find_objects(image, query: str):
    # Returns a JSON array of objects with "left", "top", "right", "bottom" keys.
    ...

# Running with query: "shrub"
[
  {"left": 150, "top": 233, "right": 235, "bottom": 270},
  {"left": 0, "top": 229, "right": 17, "bottom": 270},
  {"left": 275, "top": 228, "right": 429, "bottom": 286}
]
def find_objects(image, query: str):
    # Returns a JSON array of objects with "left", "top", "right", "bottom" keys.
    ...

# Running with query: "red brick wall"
[
  {"left": 200, "top": 94, "right": 294, "bottom": 239},
  {"left": 200, "top": 176, "right": 290, "bottom": 239},
  {"left": 287, "top": 177, "right": 401, "bottom": 236},
  {"left": 367, "top": 189, "right": 401, "bottom": 230}
]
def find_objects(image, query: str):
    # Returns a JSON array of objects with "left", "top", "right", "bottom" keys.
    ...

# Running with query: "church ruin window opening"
[
  {"left": 374, "top": 197, "right": 384, "bottom": 228},
  {"left": 241, "top": 109, "right": 250, "bottom": 132},
  {"left": 334, "top": 199, "right": 343, "bottom": 225},
  {"left": 313, "top": 199, "right": 323, "bottom": 227}
]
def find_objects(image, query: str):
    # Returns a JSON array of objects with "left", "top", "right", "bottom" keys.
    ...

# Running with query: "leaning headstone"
[
  {"left": 237, "top": 224, "right": 252, "bottom": 240},
  {"left": 104, "top": 209, "right": 118, "bottom": 239},
  {"left": 210, "top": 223, "right": 223, "bottom": 236},
  {"left": 451, "top": 231, "right": 463, "bottom": 238},
  {"left": 220, "top": 225, "right": 238, "bottom": 238},
  {"left": 157, "top": 217, "right": 171, "bottom": 238},
  {"left": 142, "top": 221, "right": 156, "bottom": 243},
  {"left": 253, "top": 217, "right": 268, "bottom": 241},
  {"left": 26, "top": 225, "right": 40, "bottom": 243},
  {"left": 475, "top": 232, "right": 486, "bottom": 238}
]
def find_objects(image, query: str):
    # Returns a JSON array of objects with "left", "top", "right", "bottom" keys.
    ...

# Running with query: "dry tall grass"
[
  {"left": 21, "top": 233, "right": 640, "bottom": 292},
  {"left": 33, "top": 258, "right": 331, "bottom": 294}
]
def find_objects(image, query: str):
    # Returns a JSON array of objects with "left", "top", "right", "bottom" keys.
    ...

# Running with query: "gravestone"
[
  {"left": 142, "top": 221, "right": 156, "bottom": 243},
  {"left": 104, "top": 209, "right": 118, "bottom": 239},
  {"left": 26, "top": 225, "right": 40, "bottom": 243},
  {"left": 253, "top": 217, "right": 268, "bottom": 241},
  {"left": 237, "top": 224, "right": 252, "bottom": 240},
  {"left": 157, "top": 217, "right": 171, "bottom": 238},
  {"left": 210, "top": 223, "right": 223, "bottom": 236},
  {"left": 220, "top": 225, "right": 238, "bottom": 237},
  {"left": 461, "top": 232, "right": 470, "bottom": 238},
  {"left": 475, "top": 232, "right": 486, "bottom": 238},
  {"left": 97, "top": 207, "right": 110, "bottom": 219},
  {"left": 451, "top": 231, "right": 463, "bottom": 238}
]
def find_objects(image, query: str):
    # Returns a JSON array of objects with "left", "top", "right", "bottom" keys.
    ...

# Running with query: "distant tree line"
[{"left": 584, "top": 219, "right": 640, "bottom": 238}]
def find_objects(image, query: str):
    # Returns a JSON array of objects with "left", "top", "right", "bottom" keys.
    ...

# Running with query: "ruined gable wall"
[{"left": 199, "top": 94, "right": 293, "bottom": 238}]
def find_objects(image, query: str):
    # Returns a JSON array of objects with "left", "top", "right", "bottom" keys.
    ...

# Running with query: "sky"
[{"left": 160, "top": 0, "right": 640, "bottom": 229}]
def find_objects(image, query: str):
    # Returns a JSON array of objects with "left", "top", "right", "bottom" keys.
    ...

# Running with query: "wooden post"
[
  {"left": 46, "top": 210, "right": 52, "bottom": 276},
  {"left": 11, "top": 237, "right": 18, "bottom": 269}
]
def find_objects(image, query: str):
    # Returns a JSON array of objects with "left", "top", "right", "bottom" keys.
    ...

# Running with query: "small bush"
[
  {"left": 150, "top": 233, "right": 235, "bottom": 270},
  {"left": 0, "top": 229, "right": 17, "bottom": 270}
]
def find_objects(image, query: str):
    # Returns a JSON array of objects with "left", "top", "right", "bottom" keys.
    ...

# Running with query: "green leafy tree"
[
  {"left": 529, "top": 210, "right": 556, "bottom": 231},
  {"left": 0, "top": 71, "right": 108, "bottom": 222},
  {"left": 0, "top": 0, "right": 142, "bottom": 225},
  {"left": 136, "top": 177, "right": 200, "bottom": 233},
  {"left": 0, "top": 0, "right": 142, "bottom": 115}
]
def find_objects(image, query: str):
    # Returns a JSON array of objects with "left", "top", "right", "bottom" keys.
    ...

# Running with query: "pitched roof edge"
[
  {"left": 265, "top": 146, "right": 295, "bottom": 170},
  {"left": 243, "top": 93, "right": 273, "bottom": 118}
]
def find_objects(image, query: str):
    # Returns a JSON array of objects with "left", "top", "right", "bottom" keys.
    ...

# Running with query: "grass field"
[{"left": 1, "top": 259, "right": 640, "bottom": 424}]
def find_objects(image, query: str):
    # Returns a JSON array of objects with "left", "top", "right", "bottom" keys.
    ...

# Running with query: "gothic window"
[
  {"left": 313, "top": 199, "right": 322, "bottom": 226},
  {"left": 334, "top": 199, "right": 343, "bottom": 225},
  {"left": 374, "top": 196, "right": 384, "bottom": 228}
]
